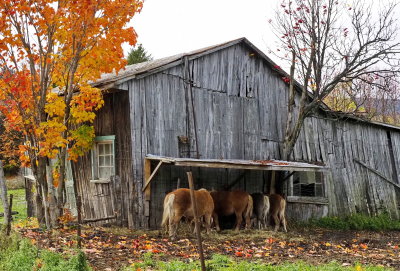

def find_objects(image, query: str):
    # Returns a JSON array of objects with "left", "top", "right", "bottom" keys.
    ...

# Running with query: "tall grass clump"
[{"left": 309, "top": 213, "right": 400, "bottom": 231}]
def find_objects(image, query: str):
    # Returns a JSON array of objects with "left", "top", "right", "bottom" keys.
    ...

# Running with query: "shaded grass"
[
  {"left": 125, "top": 253, "right": 393, "bottom": 271},
  {"left": 306, "top": 213, "right": 400, "bottom": 231},
  {"left": 0, "top": 188, "right": 27, "bottom": 224}
]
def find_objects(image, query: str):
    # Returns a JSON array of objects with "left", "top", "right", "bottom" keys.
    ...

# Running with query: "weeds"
[
  {"left": 0, "top": 232, "right": 91, "bottom": 271},
  {"left": 308, "top": 213, "right": 400, "bottom": 231},
  {"left": 125, "top": 253, "right": 393, "bottom": 271}
]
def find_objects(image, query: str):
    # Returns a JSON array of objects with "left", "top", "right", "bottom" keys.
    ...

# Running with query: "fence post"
[
  {"left": 186, "top": 172, "right": 206, "bottom": 271},
  {"left": 6, "top": 194, "right": 13, "bottom": 236}
]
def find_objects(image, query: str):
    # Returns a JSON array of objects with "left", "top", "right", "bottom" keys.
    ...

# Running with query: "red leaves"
[{"left": 282, "top": 77, "right": 290, "bottom": 83}]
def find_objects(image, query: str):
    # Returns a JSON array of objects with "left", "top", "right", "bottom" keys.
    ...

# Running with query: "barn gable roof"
[
  {"left": 93, "top": 37, "right": 400, "bottom": 131},
  {"left": 93, "top": 37, "right": 286, "bottom": 89}
]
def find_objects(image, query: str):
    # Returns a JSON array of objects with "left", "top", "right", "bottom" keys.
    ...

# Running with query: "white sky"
[
  {"left": 129, "top": 0, "right": 399, "bottom": 68},
  {"left": 130, "top": 0, "right": 276, "bottom": 59}
]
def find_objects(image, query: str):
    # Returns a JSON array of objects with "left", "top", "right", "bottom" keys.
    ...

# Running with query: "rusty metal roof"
[{"left": 145, "top": 154, "right": 328, "bottom": 172}]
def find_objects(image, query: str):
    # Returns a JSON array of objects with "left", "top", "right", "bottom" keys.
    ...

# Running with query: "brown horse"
[
  {"left": 161, "top": 188, "right": 214, "bottom": 240},
  {"left": 269, "top": 194, "right": 287, "bottom": 232},
  {"left": 210, "top": 190, "right": 253, "bottom": 232},
  {"left": 251, "top": 193, "right": 270, "bottom": 229}
]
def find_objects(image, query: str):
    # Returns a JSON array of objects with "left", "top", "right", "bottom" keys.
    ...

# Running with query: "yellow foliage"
[{"left": 45, "top": 93, "right": 66, "bottom": 117}]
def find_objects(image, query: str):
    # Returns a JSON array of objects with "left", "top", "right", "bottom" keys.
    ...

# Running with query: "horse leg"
[
  {"left": 170, "top": 213, "right": 183, "bottom": 241},
  {"left": 245, "top": 212, "right": 251, "bottom": 230},
  {"left": 204, "top": 213, "right": 212, "bottom": 234},
  {"left": 212, "top": 212, "right": 221, "bottom": 232},
  {"left": 234, "top": 211, "right": 243, "bottom": 232},
  {"left": 272, "top": 213, "right": 280, "bottom": 232},
  {"left": 280, "top": 213, "right": 287, "bottom": 232}
]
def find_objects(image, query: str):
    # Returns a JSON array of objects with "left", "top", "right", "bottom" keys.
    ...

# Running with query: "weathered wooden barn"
[{"left": 66, "top": 37, "right": 400, "bottom": 229}]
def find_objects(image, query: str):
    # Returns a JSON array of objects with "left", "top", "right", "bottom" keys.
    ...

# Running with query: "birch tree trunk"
[{"left": 0, "top": 161, "right": 10, "bottom": 231}]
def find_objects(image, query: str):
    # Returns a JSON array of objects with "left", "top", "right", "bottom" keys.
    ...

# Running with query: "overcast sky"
[
  {"left": 129, "top": 0, "right": 399, "bottom": 70},
  {"left": 130, "top": 0, "right": 276, "bottom": 59}
]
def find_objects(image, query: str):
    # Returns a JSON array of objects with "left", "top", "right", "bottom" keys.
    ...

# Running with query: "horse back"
[
  {"left": 211, "top": 190, "right": 250, "bottom": 215},
  {"left": 171, "top": 188, "right": 213, "bottom": 217}
]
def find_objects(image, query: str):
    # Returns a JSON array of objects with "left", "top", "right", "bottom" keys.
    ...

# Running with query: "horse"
[
  {"left": 268, "top": 193, "right": 287, "bottom": 232},
  {"left": 210, "top": 190, "right": 253, "bottom": 232},
  {"left": 251, "top": 193, "right": 270, "bottom": 229},
  {"left": 161, "top": 188, "right": 214, "bottom": 240}
]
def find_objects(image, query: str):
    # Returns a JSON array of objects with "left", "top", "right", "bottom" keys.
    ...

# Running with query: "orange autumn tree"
[{"left": 0, "top": 0, "right": 143, "bottom": 227}]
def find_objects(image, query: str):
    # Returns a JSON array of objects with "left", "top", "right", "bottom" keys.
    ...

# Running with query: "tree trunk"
[
  {"left": 46, "top": 163, "right": 59, "bottom": 227},
  {"left": 57, "top": 149, "right": 67, "bottom": 217},
  {"left": 282, "top": 51, "right": 297, "bottom": 161},
  {"left": 0, "top": 161, "right": 10, "bottom": 231},
  {"left": 35, "top": 182, "right": 46, "bottom": 226}
]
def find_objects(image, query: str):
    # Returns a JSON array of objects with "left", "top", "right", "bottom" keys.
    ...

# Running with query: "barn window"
[
  {"left": 289, "top": 171, "right": 324, "bottom": 197},
  {"left": 90, "top": 135, "right": 115, "bottom": 183}
]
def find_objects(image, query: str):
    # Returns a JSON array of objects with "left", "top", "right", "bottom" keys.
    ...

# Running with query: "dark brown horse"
[
  {"left": 210, "top": 190, "right": 253, "bottom": 232},
  {"left": 251, "top": 193, "right": 270, "bottom": 229},
  {"left": 161, "top": 188, "right": 214, "bottom": 240},
  {"left": 269, "top": 194, "right": 287, "bottom": 232}
]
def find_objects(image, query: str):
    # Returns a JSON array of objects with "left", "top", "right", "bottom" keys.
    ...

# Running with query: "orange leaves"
[
  {"left": 0, "top": 0, "right": 142, "bottom": 168},
  {"left": 37, "top": 120, "right": 68, "bottom": 158}
]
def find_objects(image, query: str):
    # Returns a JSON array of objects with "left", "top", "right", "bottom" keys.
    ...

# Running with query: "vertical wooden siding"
[
  {"left": 128, "top": 43, "right": 400, "bottom": 227},
  {"left": 72, "top": 90, "right": 135, "bottom": 227}
]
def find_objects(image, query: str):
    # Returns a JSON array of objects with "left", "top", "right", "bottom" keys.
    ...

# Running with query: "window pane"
[
  {"left": 105, "top": 156, "right": 111, "bottom": 166},
  {"left": 99, "top": 167, "right": 112, "bottom": 179},
  {"left": 99, "top": 156, "right": 105, "bottom": 166},
  {"left": 104, "top": 144, "right": 111, "bottom": 155},
  {"left": 98, "top": 144, "right": 104, "bottom": 155}
]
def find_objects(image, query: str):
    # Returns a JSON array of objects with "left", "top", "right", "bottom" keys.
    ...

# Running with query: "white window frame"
[{"left": 90, "top": 135, "right": 115, "bottom": 184}]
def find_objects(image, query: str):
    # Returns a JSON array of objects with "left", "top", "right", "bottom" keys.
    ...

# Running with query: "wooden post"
[
  {"left": 186, "top": 172, "right": 205, "bottom": 271},
  {"left": 143, "top": 159, "right": 151, "bottom": 225},
  {"left": 270, "top": 171, "right": 276, "bottom": 194},
  {"left": 76, "top": 195, "right": 82, "bottom": 249},
  {"left": 6, "top": 194, "right": 13, "bottom": 236}
]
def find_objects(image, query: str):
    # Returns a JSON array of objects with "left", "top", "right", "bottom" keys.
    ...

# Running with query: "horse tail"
[
  {"left": 263, "top": 195, "right": 270, "bottom": 218},
  {"left": 161, "top": 193, "right": 175, "bottom": 227},
  {"left": 245, "top": 194, "right": 254, "bottom": 220},
  {"left": 279, "top": 196, "right": 286, "bottom": 219}
]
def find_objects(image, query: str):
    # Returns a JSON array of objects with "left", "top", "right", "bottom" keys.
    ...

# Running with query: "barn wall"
[
  {"left": 72, "top": 90, "right": 135, "bottom": 227},
  {"left": 125, "top": 42, "right": 400, "bottom": 228},
  {"left": 293, "top": 117, "right": 400, "bottom": 220}
]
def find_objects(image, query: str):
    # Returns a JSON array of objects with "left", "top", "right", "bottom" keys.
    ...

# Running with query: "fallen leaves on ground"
[{"left": 17, "top": 227, "right": 400, "bottom": 271}]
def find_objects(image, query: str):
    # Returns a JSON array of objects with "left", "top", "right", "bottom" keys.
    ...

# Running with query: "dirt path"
[{"left": 18, "top": 227, "right": 400, "bottom": 270}]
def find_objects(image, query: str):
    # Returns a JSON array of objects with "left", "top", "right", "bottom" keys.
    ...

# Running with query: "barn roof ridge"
[{"left": 92, "top": 37, "right": 288, "bottom": 88}]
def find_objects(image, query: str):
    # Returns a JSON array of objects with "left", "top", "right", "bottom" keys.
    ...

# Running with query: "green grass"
[
  {"left": 0, "top": 232, "right": 91, "bottom": 271},
  {"left": 125, "top": 253, "right": 393, "bottom": 271},
  {"left": 307, "top": 213, "right": 400, "bottom": 231},
  {"left": 0, "top": 188, "right": 27, "bottom": 224}
]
